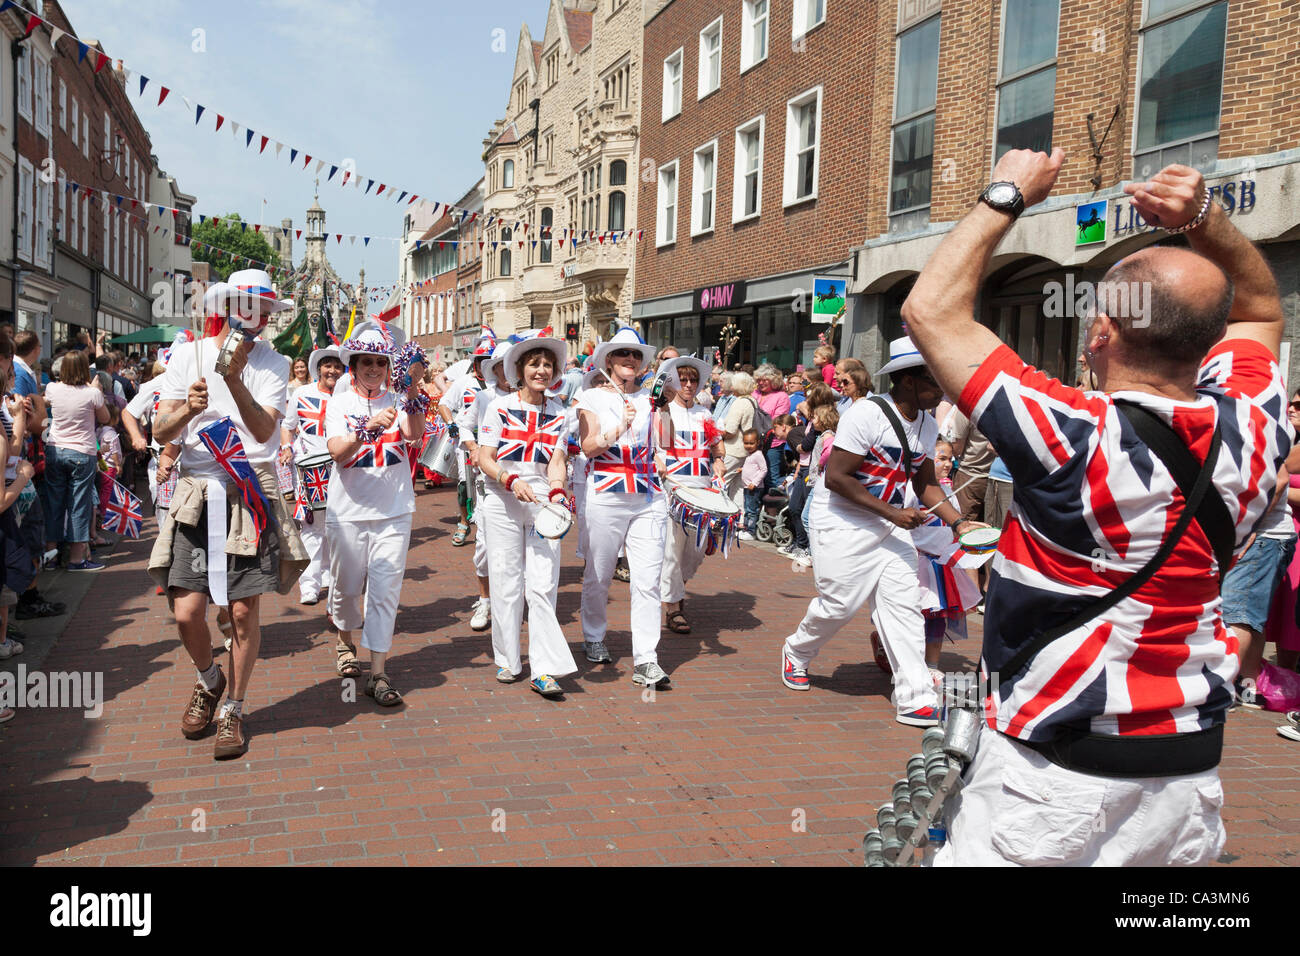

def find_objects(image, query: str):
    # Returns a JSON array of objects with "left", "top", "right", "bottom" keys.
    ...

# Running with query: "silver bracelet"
[{"left": 1163, "top": 189, "right": 1212, "bottom": 235}]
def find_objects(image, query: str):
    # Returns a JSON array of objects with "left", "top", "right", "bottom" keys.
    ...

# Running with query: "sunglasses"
[
  {"left": 357, "top": 356, "right": 389, "bottom": 368},
  {"left": 1290, "top": 401, "right": 1300, "bottom": 410},
  {"left": 611, "top": 348, "right": 640, "bottom": 359}
]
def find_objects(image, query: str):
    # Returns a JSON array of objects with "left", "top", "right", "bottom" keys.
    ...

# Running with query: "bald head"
[{"left": 1099, "top": 245, "right": 1233, "bottom": 369}]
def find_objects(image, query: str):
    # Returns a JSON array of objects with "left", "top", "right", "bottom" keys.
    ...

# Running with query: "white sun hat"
[
  {"left": 876, "top": 336, "right": 929, "bottom": 377},
  {"left": 506, "top": 337, "right": 567, "bottom": 389},
  {"left": 590, "top": 326, "right": 655, "bottom": 376}
]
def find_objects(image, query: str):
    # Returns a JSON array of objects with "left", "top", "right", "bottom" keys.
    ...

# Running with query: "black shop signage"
[{"left": 693, "top": 280, "right": 747, "bottom": 313}]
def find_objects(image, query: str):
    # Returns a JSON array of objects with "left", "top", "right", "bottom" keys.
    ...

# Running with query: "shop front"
[
  {"left": 98, "top": 272, "right": 152, "bottom": 340},
  {"left": 53, "top": 257, "right": 95, "bottom": 349},
  {"left": 632, "top": 263, "right": 854, "bottom": 374}
]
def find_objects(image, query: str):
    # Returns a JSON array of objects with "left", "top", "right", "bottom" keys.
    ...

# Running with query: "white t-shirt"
[
  {"left": 1258, "top": 491, "right": 1297, "bottom": 541},
  {"left": 441, "top": 372, "right": 483, "bottom": 446},
  {"left": 323, "top": 389, "right": 415, "bottom": 522},
  {"left": 661, "top": 402, "right": 720, "bottom": 490},
  {"left": 809, "top": 394, "right": 936, "bottom": 534},
  {"left": 126, "top": 385, "right": 163, "bottom": 453},
  {"left": 157, "top": 337, "right": 288, "bottom": 482},
  {"left": 460, "top": 384, "right": 511, "bottom": 445},
  {"left": 579, "top": 387, "right": 661, "bottom": 497},
  {"left": 478, "top": 393, "right": 567, "bottom": 494},
  {"left": 284, "top": 382, "right": 333, "bottom": 459}
]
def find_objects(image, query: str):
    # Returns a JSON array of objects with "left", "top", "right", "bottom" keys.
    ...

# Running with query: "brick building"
[
  {"left": 481, "top": 0, "right": 644, "bottom": 357},
  {"left": 633, "top": 0, "right": 866, "bottom": 369},
  {"left": 147, "top": 160, "right": 196, "bottom": 322},
  {"left": 634, "top": 0, "right": 1300, "bottom": 383},
  {"left": 407, "top": 206, "right": 459, "bottom": 358},
  {"left": 451, "top": 179, "right": 484, "bottom": 358}
]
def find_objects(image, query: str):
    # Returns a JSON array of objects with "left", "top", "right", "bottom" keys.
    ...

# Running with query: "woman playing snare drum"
[
  {"left": 476, "top": 338, "right": 576, "bottom": 698},
  {"left": 656, "top": 355, "right": 726, "bottom": 634}
]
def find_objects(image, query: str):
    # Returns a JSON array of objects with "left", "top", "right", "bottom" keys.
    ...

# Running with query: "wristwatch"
[{"left": 980, "top": 181, "right": 1025, "bottom": 220}]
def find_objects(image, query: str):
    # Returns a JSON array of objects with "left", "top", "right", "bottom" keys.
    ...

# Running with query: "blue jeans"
[
  {"left": 43, "top": 445, "right": 97, "bottom": 544},
  {"left": 1222, "top": 535, "right": 1290, "bottom": 633},
  {"left": 743, "top": 487, "right": 762, "bottom": 532},
  {"left": 765, "top": 446, "right": 784, "bottom": 491},
  {"left": 787, "top": 467, "right": 810, "bottom": 550}
]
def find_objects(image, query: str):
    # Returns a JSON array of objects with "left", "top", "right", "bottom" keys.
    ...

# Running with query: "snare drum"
[
  {"left": 958, "top": 527, "right": 1001, "bottom": 555},
  {"left": 533, "top": 502, "right": 574, "bottom": 540},
  {"left": 295, "top": 452, "right": 334, "bottom": 511},
  {"left": 669, "top": 485, "right": 742, "bottom": 557},
  {"left": 419, "top": 428, "right": 459, "bottom": 478}
]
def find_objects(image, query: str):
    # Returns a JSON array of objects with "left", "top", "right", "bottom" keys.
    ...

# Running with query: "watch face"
[{"left": 988, "top": 183, "right": 1016, "bottom": 205}]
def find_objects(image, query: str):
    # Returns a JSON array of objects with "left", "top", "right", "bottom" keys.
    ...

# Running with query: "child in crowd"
[
  {"left": 94, "top": 404, "right": 123, "bottom": 546},
  {"left": 934, "top": 439, "right": 957, "bottom": 504},
  {"left": 769, "top": 414, "right": 796, "bottom": 492},
  {"left": 813, "top": 345, "right": 837, "bottom": 389},
  {"left": 739, "top": 428, "right": 767, "bottom": 540}
]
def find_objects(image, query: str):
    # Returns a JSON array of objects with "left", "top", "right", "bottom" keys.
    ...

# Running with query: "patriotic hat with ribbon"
[
  {"left": 591, "top": 326, "right": 655, "bottom": 376},
  {"left": 876, "top": 336, "right": 928, "bottom": 377},
  {"left": 201, "top": 281, "right": 232, "bottom": 318},
  {"left": 471, "top": 334, "right": 497, "bottom": 361},
  {"left": 228, "top": 269, "right": 293, "bottom": 320},
  {"left": 308, "top": 346, "right": 344, "bottom": 381},
  {"left": 339, "top": 324, "right": 396, "bottom": 368}
]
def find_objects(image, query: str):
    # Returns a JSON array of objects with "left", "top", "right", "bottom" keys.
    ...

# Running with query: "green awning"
[{"left": 108, "top": 324, "right": 187, "bottom": 345}]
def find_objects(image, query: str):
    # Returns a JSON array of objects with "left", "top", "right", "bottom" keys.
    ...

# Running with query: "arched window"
[
  {"left": 610, "top": 160, "right": 627, "bottom": 185},
  {"left": 503, "top": 159, "right": 515, "bottom": 188},
  {"left": 500, "top": 227, "right": 512, "bottom": 276},
  {"left": 608, "top": 193, "right": 625, "bottom": 232},
  {"left": 540, "top": 208, "right": 553, "bottom": 263}
]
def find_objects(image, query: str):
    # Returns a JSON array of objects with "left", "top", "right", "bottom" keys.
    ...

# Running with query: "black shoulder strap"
[
  {"left": 1001, "top": 403, "right": 1225, "bottom": 679},
  {"left": 1115, "top": 400, "right": 1236, "bottom": 577},
  {"left": 868, "top": 395, "right": 913, "bottom": 480}
]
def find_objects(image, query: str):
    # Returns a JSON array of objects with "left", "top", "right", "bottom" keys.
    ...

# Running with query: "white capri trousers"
[
  {"left": 571, "top": 457, "right": 589, "bottom": 561},
  {"left": 326, "top": 513, "right": 414, "bottom": 654},
  {"left": 481, "top": 490, "right": 577, "bottom": 680},
  {"left": 298, "top": 518, "right": 331, "bottom": 599},
  {"left": 472, "top": 472, "right": 489, "bottom": 578},
  {"left": 659, "top": 488, "right": 709, "bottom": 605},
  {"left": 581, "top": 491, "right": 666, "bottom": 665},
  {"left": 932, "top": 730, "right": 1225, "bottom": 866},
  {"left": 784, "top": 525, "right": 937, "bottom": 713}
]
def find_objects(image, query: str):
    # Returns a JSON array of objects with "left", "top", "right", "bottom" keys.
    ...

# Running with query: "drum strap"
[
  {"left": 1000, "top": 403, "right": 1226, "bottom": 680},
  {"left": 867, "top": 396, "right": 913, "bottom": 482}
]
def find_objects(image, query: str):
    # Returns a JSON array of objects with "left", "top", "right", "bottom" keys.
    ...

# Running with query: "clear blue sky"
[{"left": 60, "top": 0, "right": 546, "bottom": 297}]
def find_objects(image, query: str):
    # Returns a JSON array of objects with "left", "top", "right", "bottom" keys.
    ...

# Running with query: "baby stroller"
[{"left": 754, "top": 485, "right": 794, "bottom": 549}]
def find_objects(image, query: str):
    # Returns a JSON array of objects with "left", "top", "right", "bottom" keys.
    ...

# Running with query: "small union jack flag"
[
  {"left": 345, "top": 427, "right": 407, "bottom": 469},
  {"left": 294, "top": 391, "right": 328, "bottom": 437},
  {"left": 496, "top": 408, "right": 564, "bottom": 464},
  {"left": 102, "top": 478, "right": 143, "bottom": 538},
  {"left": 664, "top": 428, "right": 713, "bottom": 479},
  {"left": 198, "top": 417, "right": 270, "bottom": 543},
  {"left": 591, "top": 445, "right": 660, "bottom": 495}
]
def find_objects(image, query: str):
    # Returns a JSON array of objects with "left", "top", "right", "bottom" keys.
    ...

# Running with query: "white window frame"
[
  {"left": 17, "top": 52, "right": 31, "bottom": 124},
  {"left": 102, "top": 204, "right": 109, "bottom": 270},
  {"left": 662, "top": 47, "right": 683, "bottom": 121},
  {"left": 792, "top": 0, "right": 827, "bottom": 40},
  {"left": 70, "top": 97, "right": 78, "bottom": 147},
  {"left": 691, "top": 139, "right": 718, "bottom": 236},
  {"left": 58, "top": 78, "right": 66, "bottom": 131},
  {"left": 656, "top": 159, "right": 679, "bottom": 247},
  {"left": 17, "top": 158, "right": 32, "bottom": 261},
  {"left": 69, "top": 185, "right": 78, "bottom": 253},
  {"left": 741, "top": 0, "right": 770, "bottom": 73},
  {"left": 732, "top": 115, "right": 765, "bottom": 223},
  {"left": 782, "top": 85, "right": 822, "bottom": 208},
  {"left": 81, "top": 111, "right": 88, "bottom": 158},
  {"left": 80, "top": 194, "right": 88, "bottom": 254},
  {"left": 697, "top": 16, "right": 722, "bottom": 100}
]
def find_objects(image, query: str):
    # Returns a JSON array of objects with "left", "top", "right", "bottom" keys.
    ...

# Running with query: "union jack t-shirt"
[
  {"left": 962, "top": 340, "right": 1291, "bottom": 742},
  {"left": 661, "top": 402, "right": 721, "bottom": 489},
  {"left": 478, "top": 393, "right": 567, "bottom": 494},
  {"left": 579, "top": 387, "right": 662, "bottom": 497},
  {"left": 323, "top": 389, "right": 414, "bottom": 522},
  {"left": 284, "top": 383, "right": 331, "bottom": 457}
]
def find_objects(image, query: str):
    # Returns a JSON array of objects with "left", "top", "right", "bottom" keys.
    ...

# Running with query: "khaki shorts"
[{"left": 167, "top": 504, "right": 280, "bottom": 601}]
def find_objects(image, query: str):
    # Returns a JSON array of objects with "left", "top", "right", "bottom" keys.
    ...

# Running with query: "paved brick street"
[{"left": 1, "top": 486, "right": 1296, "bottom": 866}]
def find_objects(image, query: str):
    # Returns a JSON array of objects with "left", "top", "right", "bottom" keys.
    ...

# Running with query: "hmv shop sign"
[{"left": 694, "top": 280, "right": 747, "bottom": 313}]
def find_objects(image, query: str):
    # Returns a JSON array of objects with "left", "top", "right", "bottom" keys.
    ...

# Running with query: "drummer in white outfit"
[
  {"left": 324, "top": 323, "right": 425, "bottom": 706},
  {"left": 279, "top": 346, "right": 344, "bottom": 606},
  {"left": 445, "top": 338, "right": 497, "bottom": 629},
  {"left": 476, "top": 337, "right": 577, "bottom": 698},
  {"left": 655, "top": 354, "right": 727, "bottom": 635},
  {"left": 577, "top": 328, "right": 672, "bottom": 687}
]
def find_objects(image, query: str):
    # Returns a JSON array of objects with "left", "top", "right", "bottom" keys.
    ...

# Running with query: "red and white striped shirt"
[{"left": 962, "top": 340, "right": 1291, "bottom": 742}]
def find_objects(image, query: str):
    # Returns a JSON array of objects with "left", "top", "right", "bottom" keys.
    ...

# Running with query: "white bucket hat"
[
  {"left": 590, "top": 326, "right": 655, "bottom": 376},
  {"left": 876, "top": 336, "right": 928, "bottom": 377},
  {"left": 227, "top": 269, "right": 293, "bottom": 319},
  {"left": 506, "top": 337, "right": 567, "bottom": 389},
  {"left": 339, "top": 327, "right": 395, "bottom": 368},
  {"left": 481, "top": 339, "right": 516, "bottom": 386},
  {"left": 201, "top": 281, "right": 232, "bottom": 318},
  {"left": 658, "top": 353, "right": 712, "bottom": 390},
  {"left": 308, "top": 346, "right": 343, "bottom": 380}
]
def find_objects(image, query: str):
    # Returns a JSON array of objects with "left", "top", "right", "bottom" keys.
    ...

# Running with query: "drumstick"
[{"left": 921, "top": 473, "right": 980, "bottom": 516}]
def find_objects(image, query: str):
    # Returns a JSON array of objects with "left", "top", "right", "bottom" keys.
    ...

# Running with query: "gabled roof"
[
  {"left": 492, "top": 122, "right": 520, "bottom": 147},
  {"left": 532, "top": 41, "right": 542, "bottom": 68},
  {"left": 564, "top": 9, "right": 592, "bottom": 51}
]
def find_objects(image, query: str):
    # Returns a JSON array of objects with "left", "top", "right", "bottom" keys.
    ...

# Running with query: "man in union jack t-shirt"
[{"left": 905, "top": 150, "right": 1290, "bottom": 866}]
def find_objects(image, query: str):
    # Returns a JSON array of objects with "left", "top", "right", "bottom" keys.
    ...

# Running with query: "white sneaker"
[
  {"left": 470, "top": 597, "right": 491, "bottom": 631},
  {"left": 0, "top": 638, "right": 23, "bottom": 658},
  {"left": 792, "top": 548, "right": 813, "bottom": 568},
  {"left": 737, "top": 530, "right": 755, "bottom": 542}
]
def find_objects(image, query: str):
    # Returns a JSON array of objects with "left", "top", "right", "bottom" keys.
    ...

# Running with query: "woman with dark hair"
[
  {"left": 289, "top": 357, "right": 311, "bottom": 389},
  {"left": 833, "top": 358, "right": 872, "bottom": 410},
  {"left": 43, "top": 349, "right": 108, "bottom": 570}
]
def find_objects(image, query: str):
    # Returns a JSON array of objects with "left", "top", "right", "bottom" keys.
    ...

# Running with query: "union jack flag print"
[
  {"left": 294, "top": 391, "right": 328, "bottom": 437},
  {"left": 591, "top": 445, "right": 660, "bottom": 495},
  {"left": 102, "top": 478, "right": 143, "bottom": 538},
  {"left": 345, "top": 428, "right": 407, "bottom": 469},
  {"left": 197, "top": 417, "right": 270, "bottom": 543},
  {"left": 496, "top": 408, "right": 564, "bottom": 465},
  {"left": 664, "top": 428, "right": 712, "bottom": 480}
]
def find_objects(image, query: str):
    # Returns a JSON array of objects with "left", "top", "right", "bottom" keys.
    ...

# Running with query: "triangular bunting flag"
[
  {"left": 158, "top": 87, "right": 169, "bottom": 106},
  {"left": 215, "top": 114, "right": 224, "bottom": 132},
  {"left": 49, "top": 27, "right": 64, "bottom": 47},
  {"left": 23, "top": 14, "right": 38, "bottom": 37},
  {"left": 295, "top": 229, "right": 302, "bottom": 239},
  {"left": 365, "top": 179, "right": 373, "bottom": 194},
  {"left": 79, "top": 41, "right": 90, "bottom": 62},
  {"left": 138, "top": 73, "right": 147, "bottom": 94},
  {"left": 94, "top": 53, "right": 109, "bottom": 74},
  {"left": 328, "top": 165, "right": 338, "bottom": 181},
  {"left": 290, "top": 148, "right": 298, "bottom": 164},
  {"left": 195, "top": 104, "right": 205, "bottom": 124},
  {"left": 363, "top": 237, "right": 370, "bottom": 247},
  {"left": 259, "top": 135, "right": 269, "bottom": 153},
  {"left": 245, "top": 129, "right": 255, "bottom": 147},
  {"left": 396, "top": 191, "right": 407, "bottom": 203},
  {"left": 232, "top": 121, "right": 240, "bottom": 137},
  {"left": 275, "top": 141, "right": 283, "bottom": 157},
  {"left": 376, "top": 185, "right": 386, "bottom": 195}
]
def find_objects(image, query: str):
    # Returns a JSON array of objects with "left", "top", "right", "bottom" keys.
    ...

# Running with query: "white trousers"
[
  {"left": 572, "top": 460, "right": 589, "bottom": 561},
  {"left": 581, "top": 492, "right": 666, "bottom": 664},
  {"left": 784, "top": 525, "right": 937, "bottom": 712},
  {"left": 932, "top": 730, "right": 1226, "bottom": 866},
  {"left": 472, "top": 474, "right": 489, "bottom": 578},
  {"left": 482, "top": 491, "right": 577, "bottom": 680},
  {"left": 660, "top": 493, "right": 709, "bottom": 605},
  {"left": 298, "top": 517, "right": 332, "bottom": 599},
  {"left": 326, "top": 513, "right": 413, "bottom": 654}
]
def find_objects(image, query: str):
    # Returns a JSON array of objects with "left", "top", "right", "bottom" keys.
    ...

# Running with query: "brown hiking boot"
[
  {"left": 180, "top": 667, "right": 226, "bottom": 739},
  {"left": 213, "top": 712, "right": 248, "bottom": 760}
]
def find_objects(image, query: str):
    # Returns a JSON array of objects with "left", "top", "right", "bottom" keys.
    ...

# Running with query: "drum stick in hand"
[{"left": 921, "top": 473, "right": 979, "bottom": 516}]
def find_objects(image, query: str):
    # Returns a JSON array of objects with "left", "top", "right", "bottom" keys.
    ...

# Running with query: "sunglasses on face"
[
  {"left": 611, "top": 348, "right": 639, "bottom": 359},
  {"left": 357, "top": 356, "right": 389, "bottom": 369},
  {"left": 1290, "top": 401, "right": 1300, "bottom": 410}
]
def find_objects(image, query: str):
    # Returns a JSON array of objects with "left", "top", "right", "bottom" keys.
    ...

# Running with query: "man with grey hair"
[{"left": 903, "top": 150, "right": 1290, "bottom": 865}]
